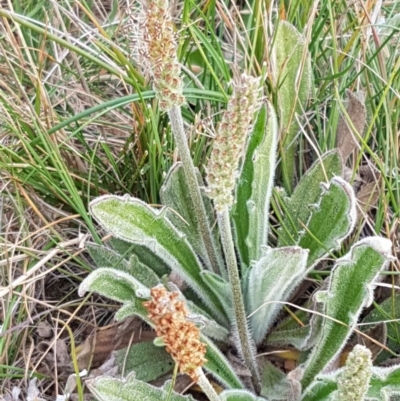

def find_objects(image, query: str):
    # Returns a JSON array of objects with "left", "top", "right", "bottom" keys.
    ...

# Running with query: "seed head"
[
  {"left": 206, "top": 74, "right": 262, "bottom": 212},
  {"left": 143, "top": 286, "right": 207, "bottom": 382},
  {"left": 141, "top": 0, "right": 185, "bottom": 110},
  {"left": 337, "top": 344, "right": 372, "bottom": 401}
]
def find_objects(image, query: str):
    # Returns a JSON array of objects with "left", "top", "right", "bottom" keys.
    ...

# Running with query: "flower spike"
[
  {"left": 141, "top": 0, "right": 185, "bottom": 110},
  {"left": 206, "top": 74, "right": 262, "bottom": 212},
  {"left": 144, "top": 286, "right": 207, "bottom": 382}
]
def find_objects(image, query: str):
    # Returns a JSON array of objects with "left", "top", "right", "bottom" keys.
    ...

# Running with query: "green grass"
[{"left": 0, "top": 0, "right": 399, "bottom": 398}]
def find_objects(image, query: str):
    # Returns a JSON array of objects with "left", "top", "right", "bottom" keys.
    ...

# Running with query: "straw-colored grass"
[{"left": 0, "top": 0, "right": 399, "bottom": 399}]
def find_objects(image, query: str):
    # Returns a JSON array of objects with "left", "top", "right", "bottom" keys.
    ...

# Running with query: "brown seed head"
[{"left": 144, "top": 286, "right": 207, "bottom": 381}]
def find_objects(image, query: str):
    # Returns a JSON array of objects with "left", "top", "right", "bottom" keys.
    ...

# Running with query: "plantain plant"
[{"left": 79, "top": 1, "right": 400, "bottom": 400}]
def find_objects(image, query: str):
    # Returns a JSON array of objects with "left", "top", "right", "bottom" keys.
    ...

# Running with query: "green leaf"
[
  {"left": 300, "top": 374, "right": 337, "bottom": 401},
  {"left": 233, "top": 102, "right": 278, "bottom": 267},
  {"left": 270, "top": 307, "right": 309, "bottom": 332},
  {"left": 277, "top": 150, "right": 343, "bottom": 247},
  {"left": 362, "top": 295, "right": 400, "bottom": 364},
  {"left": 175, "top": 291, "right": 229, "bottom": 342},
  {"left": 114, "top": 299, "right": 149, "bottom": 322},
  {"left": 78, "top": 268, "right": 151, "bottom": 323},
  {"left": 247, "top": 246, "right": 309, "bottom": 344},
  {"left": 266, "top": 324, "right": 311, "bottom": 349},
  {"left": 298, "top": 176, "right": 357, "bottom": 267},
  {"left": 267, "top": 302, "right": 323, "bottom": 351},
  {"left": 160, "top": 163, "right": 223, "bottom": 272},
  {"left": 90, "top": 196, "right": 228, "bottom": 325},
  {"left": 273, "top": 21, "right": 312, "bottom": 192},
  {"left": 87, "top": 243, "right": 159, "bottom": 287},
  {"left": 219, "top": 389, "right": 267, "bottom": 401},
  {"left": 301, "top": 237, "right": 393, "bottom": 391},
  {"left": 201, "top": 271, "right": 232, "bottom": 318},
  {"left": 367, "top": 365, "right": 400, "bottom": 400},
  {"left": 186, "top": 299, "right": 229, "bottom": 342},
  {"left": 78, "top": 268, "right": 149, "bottom": 303},
  {"left": 87, "top": 243, "right": 130, "bottom": 270},
  {"left": 261, "top": 362, "right": 293, "bottom": 401},
  {"left": 116, "top": 342, "right": 174, "bottom": 382},
  {"left": 87, "top": 373, "right": 195, "bottom": 401},
  {"left": 202, "top": 335, "right": 245, "bottom": 389},
  {"left": 110, "top": 238, "right": 170, "bottom": 278},
  {"left": 126, "top": 255, "right": 160, "bottom": 287}
]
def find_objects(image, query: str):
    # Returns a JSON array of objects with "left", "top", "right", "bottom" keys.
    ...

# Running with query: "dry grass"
[{"left": 0, "top": 0, "right": 399, "bottom": 399}]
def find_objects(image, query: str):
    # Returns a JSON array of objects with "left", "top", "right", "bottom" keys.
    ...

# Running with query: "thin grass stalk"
[
  {"left": 168, "top": 106, "right": 222, "bottom": 274},
  {"left": 217, "top": 209, "right": 260, "bottom": 393}
]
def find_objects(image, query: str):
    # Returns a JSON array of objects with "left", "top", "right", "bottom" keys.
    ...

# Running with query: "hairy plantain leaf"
[
  {"left": 298, "top": 176, "right": 357, "bottom": 267},
  {"left": 277, "top": 150, "right": 343, "bottom": 247},
  {"left": 189, "top": 308, "right": 229, "bottom": 342},
  {"left": 247, "top": 246, "right": 309, "bottom": 344},
  {"left": 126, "top": 255, "right": 160, "bottom": 287},
  {"left": 220, "top": 389, "right": 267, "bottom": 401},
  {"left": 87, "top": 243, "right": 159, "bottom": 287},
  {"left": 181, "top": 287, "right": 227, "bottom": 336},
  {"left": 270, "top": 308, "right": 309, "bottom": 332},
  {"left": 87, "top": 373, "right": 195, "bottom": 401},
  {"left": 201, "top": 271, "right": 232, "bottom": 318},
  {"left": 160, "top": 163, "right": 223, "bottom": 273},
  {"left": 363, "top": 295, "right": 400, "bottom": 364},
  {"left": 301, "top": 237, "right": 393, "bottom": 391},
  {"left": 90, "top": 196, "right": 228, "bottom": 325},
  {"left": 202, "top": 335, "right": 245, "bottom": 389},
  {"left": 78, "top": 268, "right": 149, "bottom": 302},
  {"left": 273, "top": 20, "right": 312, "bottom": 192},
  {"left": 114, "top": 298, "right": 149, "bottom": 322},
  {"left": 116, "top": 342, "right": 174, "bottom": 382},
  {"left": 78, "top": 268, "right": 150, "bottom": 322},
  {"left": 300, "top": 374, "right": 337, "bottom": 401},
  {"left": 367, "top": 365, "right": 400, "bottom": 400},
  {"left": 164, "top": 283, "right": 230, "bottom": 342},
  {"left": 267, "top": 300, "right": 324, "bottom": 351},
  {"left": 87, "top": 243, "right": 130, "bottom": 270},
  {"left": 233, "top": 102, "right": 278, "bottom": 267},
  {"left": 267, "top": 324, "right": 311, "bottom": 349},
  {"left": 261, "top": 362, "right": 293, "bottom": 401},
  {"left": 110, "top": 237, "right": 170, "bottom": 277}
]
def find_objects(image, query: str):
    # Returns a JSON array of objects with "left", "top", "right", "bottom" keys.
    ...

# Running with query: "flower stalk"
[
  {"left": 206, "top": 73, "right": 262, "bottom": 392},
  {"left": 196, "top": 368, "right": 221, "bottom": 401},
  {"left": 168, "top": 106, "right": 222, "bottom": 274},
  {"left": 218, "top": 210, "right": 260, "bottom": 393},
  {"left": 142, "top": 1, "right": 263, "bottom": 390},
  {"left": 141, "top": 0, "right": 222, "bottom": 274}
]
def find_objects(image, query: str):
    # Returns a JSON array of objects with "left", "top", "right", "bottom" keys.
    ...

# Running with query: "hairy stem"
[
  {"left": 218, "top": 210, "right": 261, "bottom": 393},
  {"left": 196, "top": 368, "right": 221, "bottom": 401},
  {"left": 168, "top": 105, "right": 222, "bottom": 275}
]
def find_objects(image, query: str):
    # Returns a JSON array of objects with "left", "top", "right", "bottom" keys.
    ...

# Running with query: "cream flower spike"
[
  {"left": 206, "top": 74, "right": 262, "bottom": 212},
  {"left": 141, "top": 0, "right": 185, "bottom": 110},
  {"left": 337, "top": 344, "right": 373, "bottom": 401}
]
